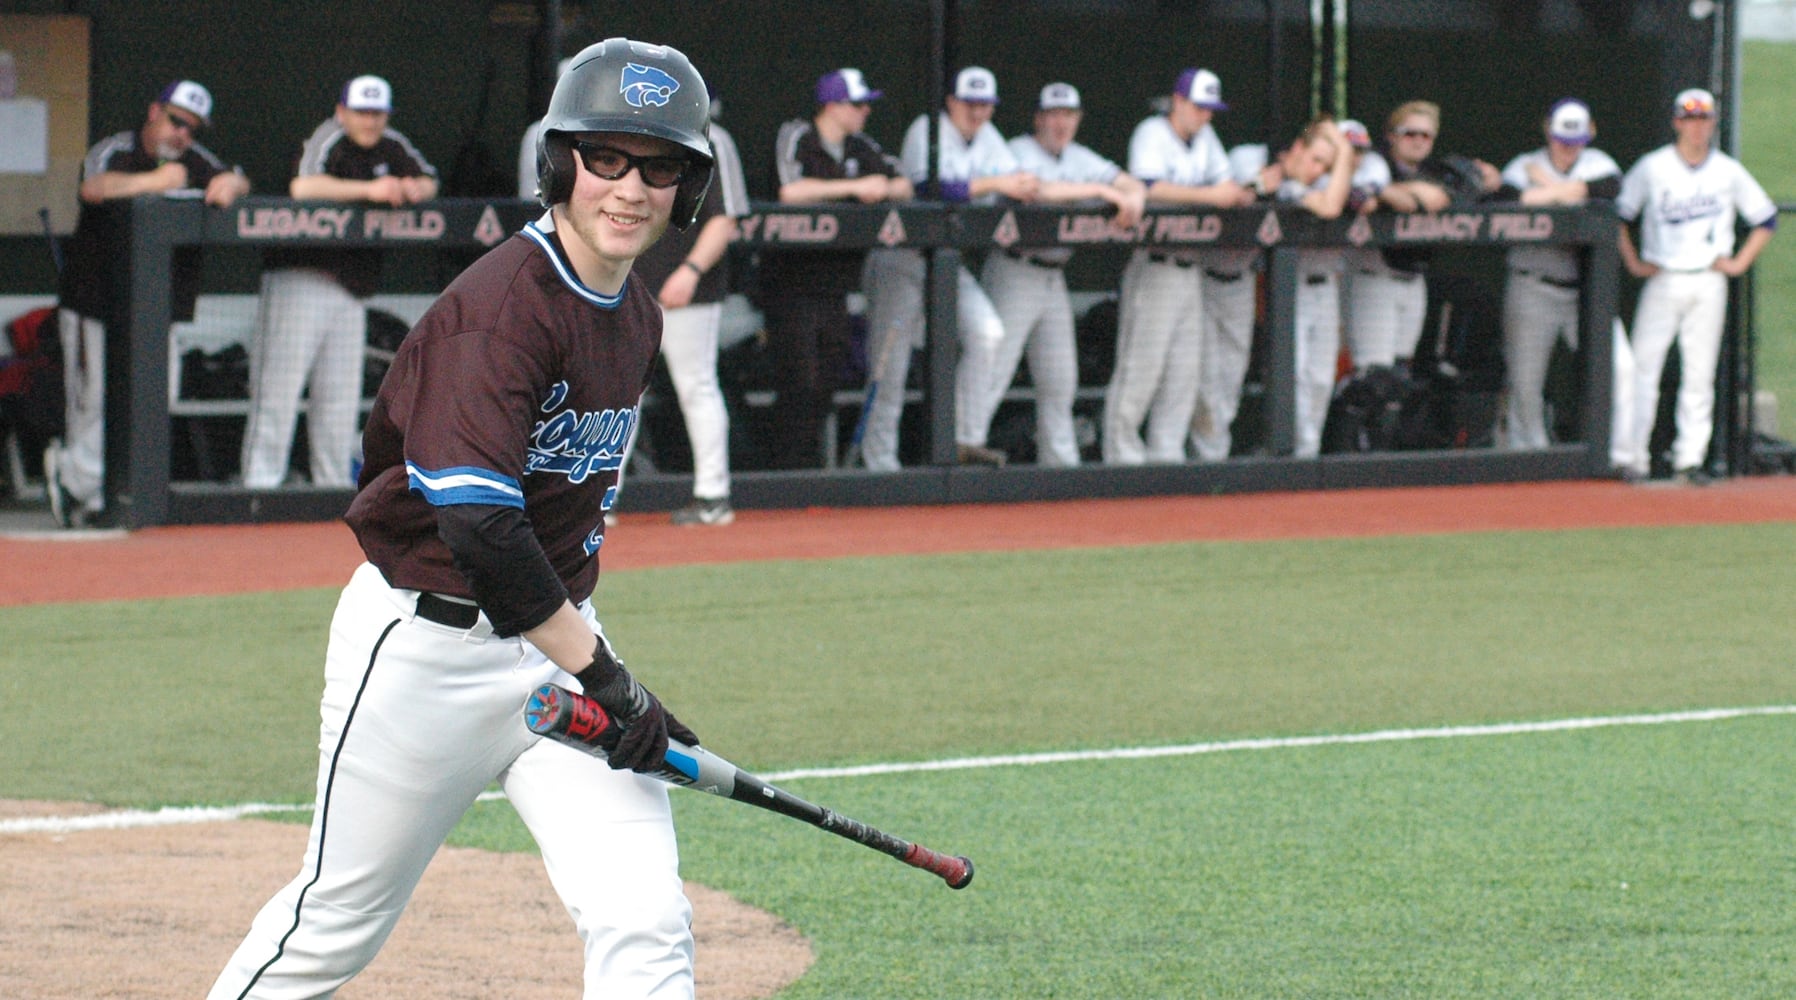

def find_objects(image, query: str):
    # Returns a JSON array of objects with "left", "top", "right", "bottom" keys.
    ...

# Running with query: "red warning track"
[{"left": 4, "top": 478, "right": 1795, "bottom": 607}]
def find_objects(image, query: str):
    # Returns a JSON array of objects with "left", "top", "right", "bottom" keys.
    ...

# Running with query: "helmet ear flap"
[
  {"left": 669, "top": 160, "right": 714, "bottom": 231},
  {"left": 537, "top": 131, "right": 575, "bottom": 207}
]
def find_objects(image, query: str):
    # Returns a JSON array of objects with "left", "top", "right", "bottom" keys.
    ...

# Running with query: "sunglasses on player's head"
[
  {"left": 569, "top": 140, "right": 688, "bottom": 189},
  {"left": 1676, "top": 99, "right": 1715, "bottom": 119}
]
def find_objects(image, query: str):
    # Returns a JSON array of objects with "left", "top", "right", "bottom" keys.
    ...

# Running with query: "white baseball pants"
[
  {"left": 1103, "top": 251, "right": 1204, "bottom": 465},
  {"left": 209, "top": 562, "right": 694, "bottom": 1000},
  {"left": 858, "top": 248, "right": 1006, "bottom": 469},
  {"left": 978, "top": 253, "right": 1081, "bottom": 466},
  {"left": 1500, "top": 271, "right": 1581, "bottom": 451},
  {"left": 239, "top": 269, "right": 367, "bottom": 489},
  {"left": 1292, "top": 273, "right": 1343, "bottom": 459},
  {"left": 659, "top": 301, "right": 730, "bottom": 500},
  {"left": 1622, "top": 269, "right": 1729, "bottom": 473},
  {"left": 50, "top": 308, "right": 106, "bottom": 512},
  {"left": 1346, "top": 267, "right": 1426, "bottom": 369},
  {"left": 1190, "top": 269, "right": 1257, "bottom": 462}
]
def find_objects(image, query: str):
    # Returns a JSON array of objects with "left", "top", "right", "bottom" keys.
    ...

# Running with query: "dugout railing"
[{"left": 111, "top": 196, "right": 1620, "bottom": 528}]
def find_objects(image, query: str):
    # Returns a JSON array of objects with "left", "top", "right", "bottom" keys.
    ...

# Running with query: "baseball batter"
[
  {"left": 1104, "top": 67, "right": 1252, "bottom": 465},
  {"left": 859, "top": 66, "right": 1037, "bottom": 470},
  {"left": 1226, "top": 117, "right": 1356, "bottom": 458},
  {"left": 43, "top": 80, "right": 250, "bottom": 528},
  {"left": 1614, "top": 87, "right": 1776, "bottom": 482},
  {"left": 209, "top": 39, "right": 712, "bottom": 999},
  {"left": 1493, "top": 98, "right": 1623, "bottom": 455},
  {"left": 239, "top": 75, "right": 438, "bottom": 490},
  {"left": 975, "top": 82, "right": 1144, "bottom": 466}
]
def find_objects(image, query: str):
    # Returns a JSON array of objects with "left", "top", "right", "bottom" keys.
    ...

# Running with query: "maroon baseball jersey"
[{"left": 346, "top": 213, "right": 661, "bottom": 610}]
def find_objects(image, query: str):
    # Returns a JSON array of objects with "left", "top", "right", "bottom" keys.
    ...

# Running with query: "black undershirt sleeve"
[
  {"left": 1584, "top": 175, "right": 1621, "bottom": 201},
  {"left": 438, "top": 503, "right": 568, "bottom": 637}
]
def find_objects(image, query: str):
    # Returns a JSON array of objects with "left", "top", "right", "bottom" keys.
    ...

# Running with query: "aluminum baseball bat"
[{"left": 524, "top": 683, "right": 974, "bottom": 889}]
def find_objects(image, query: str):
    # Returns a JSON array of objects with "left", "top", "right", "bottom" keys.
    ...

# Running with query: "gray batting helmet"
[{"left": 535, "top": 37, "right": 715, "bottom": 229}]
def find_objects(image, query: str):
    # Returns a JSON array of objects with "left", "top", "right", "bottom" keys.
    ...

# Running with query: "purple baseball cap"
[
  {"left": 1175, "top": 68, "right": 1228, "bottom": 111},
  {"left": 816, "top": 68, "right": 883, "bottom": 105}
]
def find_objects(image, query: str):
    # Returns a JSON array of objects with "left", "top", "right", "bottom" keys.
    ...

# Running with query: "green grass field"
[
  {"left": 1743, "top": 41, "right": 1796, "bottom": 429},
  {"left": 5, "top": 524, "right": 1795, "bottom": 997}
]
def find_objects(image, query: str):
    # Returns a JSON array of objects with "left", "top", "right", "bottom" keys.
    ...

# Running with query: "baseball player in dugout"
[
  {"left": 1492, "top": 98, "right": 1627, "bottom": 463},
  {"left": 1225, "top": 116, "right": 1357, "bottom": 459},
  {"left": 43, "top": 80, "right": 250, "bottom": 529},
  {"left": 630, "top": 93, "right": 749, "bottom": 524},
  {"left": 1614, "top": 87, "right": 1777, "bottom": 485},
  {"left": 977, "top": 81, "right": 1145, "bottom": 466},
  {"left": 859, "top": 65, "right": 1035, "bottom": 470},
  {"left": 238, "top": 74, "right": 438, "bottom": 492},
  {"left": 764, "top": 67, "right": 912, "bottom": 470},
  {"left": 1103, "top": 67, "right": 1252, "bottom": 465},
  {"left": 209, "top": 39, "right": 710, "bottom": 999}
]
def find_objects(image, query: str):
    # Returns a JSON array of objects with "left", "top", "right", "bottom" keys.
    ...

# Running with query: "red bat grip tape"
[{"left": 904, "top": 844, "right": 975, "bottom": 889}]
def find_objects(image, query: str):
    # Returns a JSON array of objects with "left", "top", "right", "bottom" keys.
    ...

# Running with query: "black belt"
[
  {"left": 1304, "top": 274, "right": 1331, "bottom": 286},
  {"left": 416, "top": 592, "right": 481, "bottom": 628},
  {"left": 1148, "top": 253, "right": 1197, "bottom": 269},
  {"left": 1005, "top": 249, "right": 1064, "bottom": 269},
  {"left": 1203, "top": 269, "right": 1245, "bottom": 283},
  {"left": 1518, "top": 269, "right": 1580, "bottom": 290}
]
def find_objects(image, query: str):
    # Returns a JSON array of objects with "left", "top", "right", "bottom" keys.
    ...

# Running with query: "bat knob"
[
  {"left": 524, "top": 684, "right": 563, "bottom": 734},
  {"left": 948, "top": 857, "right": 974, "bottom": 890}
]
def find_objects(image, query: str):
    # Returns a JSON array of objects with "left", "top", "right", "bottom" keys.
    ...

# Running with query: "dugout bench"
[{"left": 109, "top": 197, "right": 1623, "bottom": 528}]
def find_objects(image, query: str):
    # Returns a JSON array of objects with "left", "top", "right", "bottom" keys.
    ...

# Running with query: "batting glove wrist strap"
[
  {"left": 573, "top": 637, "right": 671, "bottom": 773},
  {"left": 573, "top": 638, "right": 652, "bottom": 724}
]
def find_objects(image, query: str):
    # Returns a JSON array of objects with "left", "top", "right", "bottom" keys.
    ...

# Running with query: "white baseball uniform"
[
  {"left": 973, "top": 133, "right": 1122, "bottom": 466},
  {"left": 1614, "top": 143, "right": 1776, "bottom": 474},
  {"left": 1226, "top": 143, "right": 1351, "bottom": 459},
  {"left": 241, "top": 118, "right": 437, "bottom": 489},
  {"left": 1496, "top": 145, "right": 1621, "bottom": 453},
  {"left": 1343, "top": 150, "right": 1428, "bottom": 370},
  {"left": 1104, "top": 115, "right": 1230, "bottom": 464},
  {"left": 856, "top": 112, "right": 1014, "bottom": 468}
]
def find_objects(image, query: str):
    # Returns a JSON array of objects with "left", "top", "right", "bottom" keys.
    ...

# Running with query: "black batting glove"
[
  {"left": 665, "top": 709, "right": 699, "bottom": 748},
  {"left": 573, "top": 637, "right": 693, "bottom": 772}
]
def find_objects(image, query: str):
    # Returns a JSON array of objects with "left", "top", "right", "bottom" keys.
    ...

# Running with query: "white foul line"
[
  {"left": 6, "top": 705, "right": 1792, "bottom": 835},
  {"left": 759, "top": 704, "right": 1796, "bottom": 781}
]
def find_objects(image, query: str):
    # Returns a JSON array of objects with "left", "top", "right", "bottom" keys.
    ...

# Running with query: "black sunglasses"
[
  {"left": 164, "top": 109, "right": 202, "bottom": 133},
  {"left": 569, "top": 140, "right": 688, "bottom": 189},
  {"left": 1394, "top": 127, "right": 1435, "bottom": 140}
]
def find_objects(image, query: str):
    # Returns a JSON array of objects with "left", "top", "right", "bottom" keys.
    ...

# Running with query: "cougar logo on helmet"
[{"left": 621, "top": 63, "right": 679, "bottom": 108}]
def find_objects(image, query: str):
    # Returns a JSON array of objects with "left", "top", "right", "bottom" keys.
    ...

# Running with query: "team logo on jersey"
[
  {"left": 621, "top": 63, "right": 679, "bottom": 109},
  {"left": 527, "top": 380, "right": 636, "bottom": 485},
  {"left": 1658, "top": 190, "right": 1724, "bottom": 226}
]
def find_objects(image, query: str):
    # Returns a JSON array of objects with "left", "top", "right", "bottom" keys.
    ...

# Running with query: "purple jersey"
[{"left": 346, "top": 213, "right": 660, "bottom": 607}]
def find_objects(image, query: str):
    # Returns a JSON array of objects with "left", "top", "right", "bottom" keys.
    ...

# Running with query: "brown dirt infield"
[{"left": 4, "top": 478, "right": 1795, "bottom": 998}]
